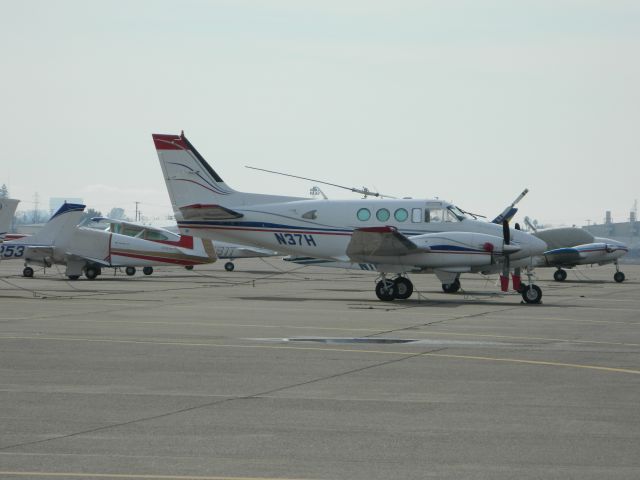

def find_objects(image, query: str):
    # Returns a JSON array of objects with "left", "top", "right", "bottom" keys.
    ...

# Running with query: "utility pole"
[
  {"left": 33, "top": 192, "right": 40, "bottom": 223},
  {"left": 135, "top": 201, "right": 140, "bottom": 222}
]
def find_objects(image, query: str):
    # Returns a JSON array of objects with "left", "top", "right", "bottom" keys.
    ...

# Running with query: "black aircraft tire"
[
  {"left": 143, "top": 266, "right": 154, "bottom": 276},
  {"left": 23, "top": 267, "right": 34, "bottom": 278},
  {"left": 614, "top": 271, "right": 625, "bottom": 283},
  {"left": 185, "top": 265, "right": 194, "bottom": 271},
  {"left": 442, "top": 279, "right": 461, "bottom": 293},
  {"left": 224, "top": 262, "right": 235, "bottom": 272},
  {"left": 394, "top": 277, "right": 414, "bottom": 300},
  {"left": 375, "top": 280, "right": 397, "bottom": 301},
  {"left": 85, "top": 266, "right": 99, "bottom": 280},
  {"left": 67, "top": 275, "right": 80, "bottom": 280},
  {"left": 521, "top": 284, "right": 542, "bottom": 304},
  {"left": 554, "top": 269, "right": 567, "bottom": 282},
  {"left": 125, "top": 266, "right": 136, "bottom": 276}
]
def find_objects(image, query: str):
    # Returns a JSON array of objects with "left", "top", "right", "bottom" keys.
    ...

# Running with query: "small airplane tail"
[
  {"left": 16, "top": 203, "right": 85, "bottom": 246},
  {"left": 174, "top": 234, "right": 217, "bottom": 264},
  {"left": 152, "top": 132, "right": 305, "bottom": 219},
  {"left": 0, "top": 198, "right": 20, "bottom": 240}
]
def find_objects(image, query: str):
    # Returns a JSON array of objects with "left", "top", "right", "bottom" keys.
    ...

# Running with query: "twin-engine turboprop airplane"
[
  {"left": 153, "top": 132, "right": 548, "bottom": 303},
  {"left": 91, "top": 217, "right": 278, "bottom": 272},
  {"left": 2, "top": 203, "right": 217, "bottom": 279},
  {"left": 528, "top": 226, "right": 628, "bottom": 283}
]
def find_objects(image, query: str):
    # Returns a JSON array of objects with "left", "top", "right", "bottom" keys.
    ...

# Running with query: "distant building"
[{"left": 49, "top": 197, "right": 83, "bottom": 214}]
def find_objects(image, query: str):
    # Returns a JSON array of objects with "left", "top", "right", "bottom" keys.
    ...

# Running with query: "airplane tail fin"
[
  {"left": 0, "top": 198, "right": 20, "bottom": 240},
  {"left": 153, "top": 132, "right": 305, "bottom": 219},
  {"left": 24, "top": 203, "right": 85, "bottom": 246}
]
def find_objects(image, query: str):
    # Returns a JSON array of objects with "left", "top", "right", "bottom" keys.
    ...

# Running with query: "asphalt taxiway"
[{"left": 0, "top": 260, "right": 639, "bottom": 479}]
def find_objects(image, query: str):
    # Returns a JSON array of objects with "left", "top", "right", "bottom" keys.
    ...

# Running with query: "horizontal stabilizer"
[
  {"left": 179, "top": 204, "right": 244, "bottom": 220},
  {"left": 346, "top": 226, "right": 424, "bottom": 261}
]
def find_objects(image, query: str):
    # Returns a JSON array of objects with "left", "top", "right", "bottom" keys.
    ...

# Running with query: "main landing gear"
[
  {"left": 375, "top": 275, "right": 414, "bottom": 301},
  {"left": 553, "top": 268, "right": 568, "bottom": 282},
  {"left": 614, "top": 262, "right": 625, "bottom": 283},
  {"left": 442, "top": 278, "right": 461, "bottom": 293}
]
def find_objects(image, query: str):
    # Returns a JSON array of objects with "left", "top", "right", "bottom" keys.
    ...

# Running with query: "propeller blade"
[
  {"left": 502, "top": 220, "right": 511, "bottom": 245},
  {"left": 500, "top": 220, "right": 511, "bottom": 292}
]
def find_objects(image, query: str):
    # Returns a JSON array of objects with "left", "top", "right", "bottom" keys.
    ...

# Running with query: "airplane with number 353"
[
  {"left": 1, "top": 202, "right": 216, "bottom": 279},
  {"left": 153, "top": 132, "right": 549, "bottom": 303}
]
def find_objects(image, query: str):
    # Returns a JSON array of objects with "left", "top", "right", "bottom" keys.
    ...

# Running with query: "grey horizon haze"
[{"left": 1, "top": 0, "right": 639, "bottom": 226}]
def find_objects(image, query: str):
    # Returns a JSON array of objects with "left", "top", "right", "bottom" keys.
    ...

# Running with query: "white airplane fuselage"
[{"left": 177, "top": 198, "right": 546, "bottom": 273}]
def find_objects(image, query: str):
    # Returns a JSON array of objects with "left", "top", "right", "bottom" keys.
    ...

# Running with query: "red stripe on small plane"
[
  {"left": 153, "top": 235, "right": 194, "bottom": 249},
  {"left": 110, "top": 250, "right": 203, "bottom": 266}
]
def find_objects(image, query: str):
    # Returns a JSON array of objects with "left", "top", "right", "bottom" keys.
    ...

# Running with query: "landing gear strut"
[{"left": 553, "top": 268, "right": 567, "bottom": 282}]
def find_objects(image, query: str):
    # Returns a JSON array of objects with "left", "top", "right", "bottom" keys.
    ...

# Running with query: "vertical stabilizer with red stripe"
[{"left": 153, "top": 132, "right": 306, "bottom": 219}]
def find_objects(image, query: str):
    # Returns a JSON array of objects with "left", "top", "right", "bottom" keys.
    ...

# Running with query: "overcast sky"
[{"left": 1, "top": 0, "right": 639, "bottom": 226}]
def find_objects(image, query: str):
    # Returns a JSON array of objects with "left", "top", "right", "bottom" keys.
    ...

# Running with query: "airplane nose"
[
  {"left": 519, "top": 234, "right": 547, "bottom": 257},
  {"left": 532, "top": 235, "right": 547, "bottom": 254}
]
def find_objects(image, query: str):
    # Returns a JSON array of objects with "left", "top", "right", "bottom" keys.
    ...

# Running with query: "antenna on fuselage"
[{"left": 245, "top": 166, "right": 397, "bottom": 199}]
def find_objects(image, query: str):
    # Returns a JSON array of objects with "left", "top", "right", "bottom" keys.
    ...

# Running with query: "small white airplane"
[
  {"left": 0, "top": 198, "right": 20, "bottom": 241},
  {"left": 526, "top": 221, "right": 629, "bottom": 282},
  {"left": 153, "top": 132, "right": 548, "bottom": 303},
  {"left": 1, "top": 203, "right": 216, "bottom": 279},
  {"left": 91, "top": 217, "right": 278, "bottom": 272}
]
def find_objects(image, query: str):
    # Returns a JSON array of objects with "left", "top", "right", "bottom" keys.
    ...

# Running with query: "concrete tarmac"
[{"left": 0, "top": 259, "right": 639, "bottom": 480}]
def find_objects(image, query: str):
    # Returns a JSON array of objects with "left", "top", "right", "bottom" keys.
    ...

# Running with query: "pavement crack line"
[
  {"left": 364, "top": 306, "right": 521, "bottom": 338},
  {"left": 0, "top": 347, "right": 448, "bottom": 453}
]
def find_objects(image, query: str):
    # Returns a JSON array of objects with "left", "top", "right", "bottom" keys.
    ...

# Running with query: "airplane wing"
[
  {"left": 346, "top": 226, "right": 426, "bottom": 261},
  {"left": 65, "top": 253, "right": 110, "bottom": 267},
  {"left": 179, "top": 204, "right": 243, "bottom": 220},
  {"left": 543, "top": 247, "right": 582, "bottom": 266}
]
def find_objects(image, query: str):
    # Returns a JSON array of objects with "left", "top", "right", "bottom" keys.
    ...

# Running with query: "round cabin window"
[
  {"left": 357, "top": 208, "right": 371, "bottom": 221},
  {"left": 376, "top": 208, "right": 390, "bottom": 222},
  {"left": 394, "top": 208, "right": 408, "bottom": 222}
]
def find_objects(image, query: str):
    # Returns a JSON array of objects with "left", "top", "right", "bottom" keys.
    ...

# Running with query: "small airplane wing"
[
  {"left": 543, "top": 247, "right": 582, "bottom": 265},
  {"left": 346, "top": 226, "right": 425, "bottom": 261},
  {"left": 65, "top": 253, "right": 110, "bottom": 267},
  {"left": 179, "top": 204, "right": 243, "bottom": 220}
]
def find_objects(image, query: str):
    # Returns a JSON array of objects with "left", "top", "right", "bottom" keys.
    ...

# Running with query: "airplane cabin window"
[
  {"left": 394, "top": 208, "right": 408, "bottom": 222},
  {"left": 357, "top": 208, "right": 371, "bottom": 221},
  {"left": 443, "top": 209, "right": 458, "bottom": 222},
  {"left": 428, "top": 208, "right": 443, "bottom": 223},
  {"left": 411, "top": 208, "right": 422, "bottom": 223},
  {"left": 145, "top": 231, "right": 169, "bottom": 241},
  {"left": 376, "top": 208, "right": 390, "bottom": 222}
]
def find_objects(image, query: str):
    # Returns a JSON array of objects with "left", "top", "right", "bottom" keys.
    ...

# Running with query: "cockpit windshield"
[{"left": 447, "top": 205, "right": 466, "bottom": 221}]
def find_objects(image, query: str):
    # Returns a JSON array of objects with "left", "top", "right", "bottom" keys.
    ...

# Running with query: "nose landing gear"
[
  {"left": 614, "top": 262, "right": 625, "bottom": 283},
  {"left": 521, "top": 268, "right": 542, "bottom": 304}
]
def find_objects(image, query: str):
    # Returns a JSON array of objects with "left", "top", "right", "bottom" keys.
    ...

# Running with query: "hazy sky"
[{"left": 1, "top": 0, "right": 639, "bottom": 226}]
